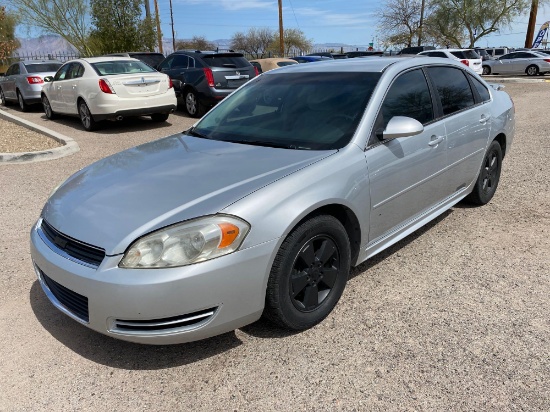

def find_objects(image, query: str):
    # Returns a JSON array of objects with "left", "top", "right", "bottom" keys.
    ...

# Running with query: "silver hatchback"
[
  {"left": 31, "top": 57, "right": 515, "bottom": 344},
  {"left": 0, "top": 60, "right": 62, "bottom": 111}
]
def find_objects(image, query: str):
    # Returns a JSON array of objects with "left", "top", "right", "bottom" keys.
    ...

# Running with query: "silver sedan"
[
  {"left": 0, "top": 60, "right": 61, "bottom": 111},
  {"left": 31, "top": 57, "right": 515, "bottom": 344},
  {"left": 482, "top": 50, "right": 550, "bottom": 75}
]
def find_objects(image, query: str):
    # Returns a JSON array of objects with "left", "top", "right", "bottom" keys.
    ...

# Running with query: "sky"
[{"left": 153, "top": 0, "right": 550, "bottom": 50}]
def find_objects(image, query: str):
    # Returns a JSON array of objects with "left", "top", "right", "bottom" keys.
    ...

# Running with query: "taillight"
[
  {"left": 544, "top": 59, "right": 550, "bottom": 63},
  {"left": 460, "top": 59, "right": 470, "bottom": 67},
  {"left": 168, "top": 78, "right": 173, "bottom": 89},
  {"left": 26, "top": 76, "right": 44, "bottom": 84},
  {"left": 253, "top": 66, "right": 260, "bottom": 76},
  {"left": 203, "top": 68, "right": 215, "bottom": 87},
  {"left": 98, "top": 79, "right": 116, "bottom": 94}
]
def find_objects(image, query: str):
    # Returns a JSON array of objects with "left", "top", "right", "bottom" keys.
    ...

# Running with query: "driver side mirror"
[
  {"left": 44, "top": 76, "right": 53, "bottom": 82},
  {"left": 382, "top": 116, "right": 424, "bottom": 140}
]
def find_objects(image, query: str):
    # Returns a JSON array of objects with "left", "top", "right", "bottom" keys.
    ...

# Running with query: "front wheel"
[
  {"left": 526, "top": 65, "right": 539, "bottom": 76},
  {"left": 465, "top": 140, "right": 502, "bottom": 205},
  {"left": 42, "top": 95, "right": 57, "bottom": 119},
  {"left": 264, "top": 215, "right": 351, "bottom": 330},
  {"left": 78, "top": 100, "right": 98, "bottom": 131},
  {"left": 482, "top": 66, "right": 491, "bottom": 75},
  {"left": 0, "top": 87, "right": 8, "bottom": 106}
]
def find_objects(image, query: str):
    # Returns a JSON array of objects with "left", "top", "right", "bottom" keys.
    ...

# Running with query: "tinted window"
[
  {"left": 380, "top": 69, "right": 434, "bottom": 127},
  {"left": 172, "top": 55, "right": 189, "bottom": 69},
  {"left": 66, "top": 63, "right": 84, "bottom": 79},
  {"left": 425, "top": 52, "right": 447, "bottom": 58},
  {"left": 6, "top": 64, "right": 18, "bottom": 75},
  {"left": 193, "top": 72, "right": 381, "bottom": 150},
  {"left": 450, "top": 50, "right": 479, "bottom": 59},
  {"left": 427, "top": 66, "right": 475, "bottom": 116},
  {"left": 277, "top": 61, "right": 297, "bottom": 67},
  {"left": 91, "top": 60, "right": 156, "bottom": 75},
  {"left": 202, "top": 55, "right": 250, "bottom": 68},
  {"left": 24, "top": 63, "right": 62, "bottom": 73},
  {"left": 469, "top": 75, "right": 490, "bottom": 102},
  {"left": 129, "top": 53, "right": 165, "bottom": 68},
  {"left": 158, "top": 56, "right": 174, "bottom": 70}
]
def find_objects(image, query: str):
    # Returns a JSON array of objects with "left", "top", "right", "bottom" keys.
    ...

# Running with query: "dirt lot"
[{"left": 0, "top": 84, "right": 549, "bottom": 411}]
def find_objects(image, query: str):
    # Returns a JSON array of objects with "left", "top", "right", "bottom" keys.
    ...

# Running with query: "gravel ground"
[
  {"left": 0, "top": 85, "right": 549, "bottom": 411},
  {"left": 0, "top": 117, "right": 62, "bottom": 153}
]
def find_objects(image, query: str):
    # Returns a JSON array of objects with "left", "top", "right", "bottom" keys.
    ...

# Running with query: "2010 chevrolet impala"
[{"left": 30, "top": 57, "right": 515, "bottom": 344}]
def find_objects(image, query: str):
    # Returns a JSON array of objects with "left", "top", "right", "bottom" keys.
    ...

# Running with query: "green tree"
[
  {"left": 230, "top": 27, "right": 274, "bottom": 58},
  {"left": 426, "top": 0, "right": 531, "bottom": 47},
  {"left": 175, "top": 35, "right": 216, "bottom": 51},
  {"left": 0, "top": 6, "right": 19, "bottom": 64},
  {"left": 275, "top": 28, "right": 312, "bottom": 56},
  {"left": 7, "top": 0, "right": 94, "bottom": 55},
  {"left": 90, "top": 0, "right": 156, "bottom": 54}
]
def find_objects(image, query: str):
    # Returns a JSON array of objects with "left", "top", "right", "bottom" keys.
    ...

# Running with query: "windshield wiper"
[
  {"left": 223, "top": 139, "right": 306, "bottom": 149},
  {"left": 186, "top": 127, "right": 212, "bottom": 140}
]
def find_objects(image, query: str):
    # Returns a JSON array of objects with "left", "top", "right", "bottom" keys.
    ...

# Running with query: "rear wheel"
[
  {"left": 151, "top": 113, "right": 169, "bottom": 122},
  {"left": 42, "top": 95, "right": 57, "bottom": 119},
  {"left": 264, "top": 215, "right": 351, "bottom": 330},
  {"left": 17, "top": 90, "right": 30, "bottom": 112},
  {"left": 465, "top": 140, "right": 502, "bottom": 205},
  {"left": 0, "top": 87, "right": 7, "bottom": 106},
  {"left": 78, "top": 100, "right": 98, "bottom": 131},
  {"left": 526, "top": 65, "right": 539, "bottom": 76},
  {"left": 184, "top": 90, "right": 205, "bottom": 118}
]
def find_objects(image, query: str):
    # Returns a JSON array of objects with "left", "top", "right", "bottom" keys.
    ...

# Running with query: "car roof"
[
  {"left": 21, "top": 60, "right": 62, "bottom": 64},
  {"left": 78, "top": 57, "right": 141, "bottom": 63}
]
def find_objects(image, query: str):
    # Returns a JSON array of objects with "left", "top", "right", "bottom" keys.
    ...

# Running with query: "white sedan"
[{"left": 41, "top": 57, "right": 177, "bottom": 131}]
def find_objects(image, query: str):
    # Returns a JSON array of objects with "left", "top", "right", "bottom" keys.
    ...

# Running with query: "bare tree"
[
  {"left": 377, "top": 0, "right": 424, "bottom": 48},
  {"left": 175, "top": 35, "right": 216, "bottom": 51},
  {"left": 8, "top": 0, "right": 94, "bottom": 56},
  {"left": 278, "top": 28, "right": 312, "bottom": 56},
  {"left": 230, "top": 27, "right": 275, "bottom": 59}
]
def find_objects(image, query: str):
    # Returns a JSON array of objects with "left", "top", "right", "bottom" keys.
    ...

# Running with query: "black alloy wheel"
[
  {"left": 264, "top": 215, "right": 351, "bottom": 330},
  {"left": 466, "top": 140, "right": 502, "bottom": 205}
]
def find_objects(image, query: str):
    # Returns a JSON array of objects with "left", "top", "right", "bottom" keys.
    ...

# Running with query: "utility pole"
[
  {"left": 169, "top": 0, "right": 176, "bottom": 51},
  {"left": 525, "top": 0, "right": 538, "bottom": 48},
  {"left": 417, "top": 0, "right": 425, "bottom": 46},
  {"left": 144, "top": 0, "right": 151, "bottom": 18},
  {"left": 278, "top": 0, "right": 284, "bottom": 56},
  {"left": 153, "top": 0, "right": 163, "bottom": 53}
]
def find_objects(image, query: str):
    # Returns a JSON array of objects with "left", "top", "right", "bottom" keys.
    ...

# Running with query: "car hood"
[{"left": 42, "top": 134, "right": 334, "bottom": 255}]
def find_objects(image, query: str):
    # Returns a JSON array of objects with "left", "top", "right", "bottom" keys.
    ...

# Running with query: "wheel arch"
[{"left": 493, "top": 133, "right": 507, "bottom": 158}]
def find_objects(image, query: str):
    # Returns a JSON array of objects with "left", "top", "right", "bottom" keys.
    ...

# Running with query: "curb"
[
  {"left": 0, "top": 108, "right": 80, "bottom": 164},
  {"left": 483, "top": 76, "right": 550, "bottom": 83}
]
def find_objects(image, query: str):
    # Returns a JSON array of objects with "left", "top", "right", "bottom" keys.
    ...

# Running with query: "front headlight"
[{"left": 119, "top": 215, "right": 250, "bottom": 269}]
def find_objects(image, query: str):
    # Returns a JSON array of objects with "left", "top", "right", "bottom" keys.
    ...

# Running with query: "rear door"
[
  {"left": 202, "top": 53, "right": 256, "bottom": 90},
  {"left": 61, "top": 62, "right": 85, "bottom": 114}
]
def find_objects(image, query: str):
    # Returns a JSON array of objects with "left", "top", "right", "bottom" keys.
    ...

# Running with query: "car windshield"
[
  {"left": 24, "top": 63, "right": 62, "bottom": 73},
  {"left": 191, "top": 72, "right": 381, "bottom": 150},
  {"left": 91, "top": 60, "right": 156, "bottom": 75},
  {"left": 130, "top": 54, "right": 165, "bottom": 68}
]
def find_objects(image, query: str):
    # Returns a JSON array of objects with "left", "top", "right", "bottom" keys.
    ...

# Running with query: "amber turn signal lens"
[{"left": 217, "top": 223, "right": 240, "bottom": 249}]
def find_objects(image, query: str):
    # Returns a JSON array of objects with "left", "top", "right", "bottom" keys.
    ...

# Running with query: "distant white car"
[
  {"left": 418, "top": 49, "right": 483, "bottom": 74},
  {"left": 41, "top": 57, "right": 177, "bottom": 131}
]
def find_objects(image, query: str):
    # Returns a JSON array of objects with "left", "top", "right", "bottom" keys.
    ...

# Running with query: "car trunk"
[
  {"left": 202, "top": 54, "right": 255, "bottom": 90},
  {"left": 106, "top": 74, "right": 169, "bottom": 98}
]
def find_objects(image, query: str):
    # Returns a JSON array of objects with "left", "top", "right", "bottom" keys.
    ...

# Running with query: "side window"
[
  {"left": 8, "top": 64, "right": 20, "bottom": 75},
  {"left": 158, "top": 56, "right": 174, "bottom": 71},
  {"left": 469, "top": 75, "right": 491, "bottom": 103},
  {"left": 432, "top": 52, "right": 448, "bottom": 58},
  {"left": 379, "top": 69, "right": 434, "bottom": 129},
  {"left": 54, "top": 64, "right": 71, "bottom": 81},
  {"left": 66, "top": 63, "right": 84, "bottom": 79},
  {"left": 172, "top": 55, "right": 189, "bottom": 69},
  {"left": 427, "top": 66, "right": 475, "bottom": 116},
  {"left": 188, "top": 57, "right": 196, "bottom": 68}
]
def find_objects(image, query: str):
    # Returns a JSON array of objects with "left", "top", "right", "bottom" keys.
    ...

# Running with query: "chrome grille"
[{"left": 40, "top": 219, "right": 105, "bottom": 267}]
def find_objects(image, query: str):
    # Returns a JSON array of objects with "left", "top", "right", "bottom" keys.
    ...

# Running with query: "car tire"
[
  {"left": 78, "top": 100, "right": 98, "bottom": 131},
  {"left": 184, "top": 90, "right": 205, "bottom": 118},
  {"left": 41, "top": 95, "right": 57, "bottom": 120},
  {"left": 0, "top": 87, "right": 8, "bottom": 106},
  {"left": 151, "top": 113, "right": 169, "bottom": 122},
  {"left": 482, "top": 66, "right": 491, "bottom": 75},
  {"left": 17, "top": 90, "right": 30, "bottom": 112},
  {"left": 264, "top": 215, "right": 351, "bottom": 330},
  {"left": 465, "top": 140, "right": 502, "bottom": 205},
  {"left": 526, "top": 65, "right": 539, "bottom": 76}
]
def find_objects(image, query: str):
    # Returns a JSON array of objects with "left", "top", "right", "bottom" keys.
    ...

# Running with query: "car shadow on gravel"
[{"left": 29, "top": 281, "right": 243, "bottom": 369}]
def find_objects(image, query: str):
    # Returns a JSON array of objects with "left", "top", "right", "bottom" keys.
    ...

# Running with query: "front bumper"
[{"left": 30, "top": 220, "right": 277, "bottom": 344}]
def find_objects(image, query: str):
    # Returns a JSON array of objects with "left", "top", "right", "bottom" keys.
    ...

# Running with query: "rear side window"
[
  {"left": 202, "top": 55, "right": 250, "bottom": 68},
  {"left": 450, "top": 50, "right": 479, "bottom": 59},
  {"left": 469, "top": 75, "right": 491, "bottom": 102},
  {"left": 7, "top": 64, "right": 20, "bottom": 75},
  {"left": 425, "top": 52, "right": 447, "bottom": 58},
  {"left": 380, "top": 69, "right": 434, "bottom": 127},
  {"left": 427, "top": 67, "right": 475, "bottom": 116},
  {"left": 24, "top": 63, "right": 62, "bottom": 73}
]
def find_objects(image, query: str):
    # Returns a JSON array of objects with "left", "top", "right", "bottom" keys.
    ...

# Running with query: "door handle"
[
  {"left": 428, "top": 135, "right": 444, "bottom": 147},
  {"left": 479, "top": 114, "right": 491, "bottom": 124}
]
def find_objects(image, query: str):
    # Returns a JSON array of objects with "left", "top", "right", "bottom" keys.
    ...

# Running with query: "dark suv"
[{"left": 156, "top": 50, "right": 258, "bottom": 117}]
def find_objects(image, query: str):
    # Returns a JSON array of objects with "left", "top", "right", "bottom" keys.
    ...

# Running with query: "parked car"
[
  {"left": 346, "top": 51, "right": 384, "bottom": 58},
  {"left": 474, "top": 47, "right": 494, "bottom": 61},
  {"left": 156, "top": 50, "right": 258, "bottom": 118},
  {"left": 399, "top": 46, "right": 435, "bottom": 55},
  {"left": 249, "top": 58, "right": 298, "bottom": 74},
  {"left": 485, "top": 47, "right": 510, "bottom": 58},
  {"left": 306, "top": 52, "right": 348, "bottom": 59},
  {"left": 291, "top": 55, "right": 332, "bottom": 63},
  {"left": 104, "top": 52, "right": 166, "bottom": 69},
  {"left": 41, "top": 57, "right": 177, "bottom": 131},
  {"left": 31, "top": 56, "right": 515, "bottom": 345},
  {"left": 482, "top": 51, "right": 550, "bottom": 75},
  {"left": 0, "top": 60, "right": 62, "bottom": 111},
  {"left": 418, "top": 49, "right": 483, "bottom": 74},
  {"left": 532, "top": 49, "right": 550, "bottom": 56}
]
